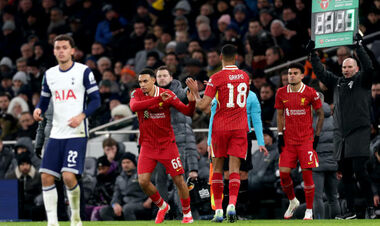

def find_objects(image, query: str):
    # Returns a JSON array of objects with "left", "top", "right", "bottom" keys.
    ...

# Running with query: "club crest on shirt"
[{"left": 301, "top": 97, "right": 305, "bottom": 106}]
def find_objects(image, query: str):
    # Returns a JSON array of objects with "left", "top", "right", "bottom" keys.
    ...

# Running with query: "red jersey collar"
[{"left": 287, "top": 83, "right": 306, "bottom": 93}]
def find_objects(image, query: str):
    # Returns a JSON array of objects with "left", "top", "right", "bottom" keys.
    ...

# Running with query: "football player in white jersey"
[{"left": 33, "top": 34, "right": 101, "bottom": 226}]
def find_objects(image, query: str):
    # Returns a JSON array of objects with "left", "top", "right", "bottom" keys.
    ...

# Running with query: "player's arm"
[
  {"left": 276, "top": 109, "right": 284, "bottom": 133},
  {"left": 34, "top": 74, "right": 51, "bottom": 121},
  {"left": 207, "top": 99, "right": 217, "bottom": 146},
  {"left": 185, "top": 77, "right": 213, "bottom": 111},
  {"left": 314, "top": 107, "right": 324, "bottom": 136},
  {"left": 130, "top": 91, "right": 163, "bottom": 112},
  {"left": 168, "top": 90, "right": 196, "bottom": 116},
  {"left": 310, "top": 52, "right": 338, "bottom": 89}
]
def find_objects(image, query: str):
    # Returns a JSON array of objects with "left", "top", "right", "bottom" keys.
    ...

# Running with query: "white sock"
[
  {"left": 43, "top": 185, "right": 58, "bottom": 224},
  {"left": 159, "top": 201, "right": 167, "bottom": 210},
  {"left": 66, "top": 184, "right": 81, "bottom": 222},
  {"left": 184, "top": 211, "right": 192, "bottom": 218}
]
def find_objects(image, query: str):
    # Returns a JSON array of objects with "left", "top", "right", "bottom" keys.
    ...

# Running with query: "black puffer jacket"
[
  {"left": 168, "top": 79, "right": 198, "bottom": 173},
  {"left": 313, "top": 102, "right": 338, "bottom": 171}
]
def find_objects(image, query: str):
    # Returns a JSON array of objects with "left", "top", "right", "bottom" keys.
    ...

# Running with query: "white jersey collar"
[{"left": 287, "top": 83, "right": 305, "bottom": 93}]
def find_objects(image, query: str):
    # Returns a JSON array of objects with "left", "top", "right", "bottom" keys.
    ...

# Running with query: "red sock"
[
  {"left": 302, "top": 170, "right": 315, "bottom": 209},
  {"left": 280, "top": 171, "right": 295, "bottom": 200},
  {"left": 228, "top": 172, "right": 240, "bottom": 206},
  {"left": 150, "top": 191, "right": 164, "bottom": 208},
  {"left": 212, "top": 172, "right": 223, "bottom": 209},
  {"left": 180, "top": 197, "right": 191, "bottom": 214}
]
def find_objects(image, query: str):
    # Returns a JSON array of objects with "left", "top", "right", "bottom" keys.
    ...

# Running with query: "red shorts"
[
  {"left": 137, "top": 144, "right": 184, "bottom": 177},
  {"left": 211, "top": 129, "right": 248, "bottom": 159},
  {"left": 279, "top": 143, "right": 319, "bottom": 169}
]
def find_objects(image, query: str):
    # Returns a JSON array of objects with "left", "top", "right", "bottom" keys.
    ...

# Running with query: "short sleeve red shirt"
[
  {"left": 275, "top": 83, "right": 322, "bottom": 145},
  {"left": 204, "top": 65, "right": 249, "bottom": 131}
]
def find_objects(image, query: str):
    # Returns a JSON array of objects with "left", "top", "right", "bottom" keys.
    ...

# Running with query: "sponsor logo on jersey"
[
  {"left": 55, "top": 89, "right": 77, "bottom": 101},
  {"left": 150, "top": 112, "right": 165, "bottom": 119},
  {"left": 229, "top": 74, "right": 244, "bottom": 80}
]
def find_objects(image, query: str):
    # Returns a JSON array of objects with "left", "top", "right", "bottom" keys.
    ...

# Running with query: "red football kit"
[
  {"left": 275, "top": 83, "right": 322, "bottom": 169},
  {"left": 130, "top": 86, "right": 195, "bottom": 176},
  {"left": 205, "top": 65, "right": 249, "bottom": 159}
]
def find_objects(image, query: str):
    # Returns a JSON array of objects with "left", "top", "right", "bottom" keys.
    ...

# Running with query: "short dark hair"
[
  {"left": 288, "top": 62, "right": 304, "bottom": 74},
  {"left": 144, "top": 33, "right": 157, "bottom": 42},
  {"left": 221, "top": 44, "right": 237, "bottom": 61},
  {"left": 54, "top": 34, "right": 75, "bottom": 48},
  {"left": 0, "top": 92, "right": 11, "bottom": 100},
  {"left": 139, "top": 68, "right": 155, "bottom": 78},
  {"left": 156, "top": 65, "right": 171, "bottom": 76},
  {"left": 102, "top": 137, "right": 117, "bottom": 148}
]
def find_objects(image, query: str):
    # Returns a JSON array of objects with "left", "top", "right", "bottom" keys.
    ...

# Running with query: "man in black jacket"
[{"left": 309, "top": 34, "right": 376, "bottom": 219}]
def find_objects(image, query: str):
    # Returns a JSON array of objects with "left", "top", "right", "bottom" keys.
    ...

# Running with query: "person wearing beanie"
[
  {"left": 6, "top": 152, "right": 45, "bottom": 220},
  {"left": 99, "top": 151, "right": 152, "bottom": 221},
  {"left": 111, "top": 104, "right": 133, "bottom": 121}
]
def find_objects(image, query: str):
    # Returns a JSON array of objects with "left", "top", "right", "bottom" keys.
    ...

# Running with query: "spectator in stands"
[
  {"left": 0, "top": 73, "right": 14, "bottom": 96},
  {"left": 97, "top": 57, "right": 112, "bottom": 74},
  {"left": 7, "top": 137, "right": 41, "bottom": 176},
  {"left": 0, "top": 139, "right": 13, "bottom": 179},
  {"left": 164, "top": 52, "right": 181, "bottom": 79},
  {"left": 0, "top": 113, "right": 19, "bottom": 140},
  {"left": 0, "top": 57, "right": 13, "bottom": 76},
  {"left": 0, "top": 92, "right": 11, "bottom": 114},
  {"left": 20, "top": 43, "right": 34, "bottom": 61},
  {"left": 195, "top": 23, "right": 218, "bottom": 51},
  {"left": 232, "top": 3, "right": 249, "bottom": 37},
  {"left": 191, "top": 49, "right": 207, "bottom": 68},
  {"left": 0, "top": 19, "right": 23, "bottom": 61},
  {"left": 126, "top": 19, "right": 148, "bottom": 60},
  {"left": 95, "top": 4, "right": 128, "bottom": 46},
  {"left": 187, "top": 40, "right": 202, "bottom": 54},
  {"left": 259, "top": 8, "right": 274, "bottom": 32},
  {"left": 251, "top": 69, "right": 267, "bottom": 97},
  {"left": 16, "top": 111, "right": 37, "bottom": 139},
  {"left": 101, "top": 137, "right": 125, "bottom": 167},
  {"left": 216, "top": 14, "right": 231, "bottom": 41},
  {"left": 247, "top": 19, "right": 274, "bottom": 70},
  {"left": 12, "top": 71, "right": 30, "bottom": 97},
  {"left": 102, "top": 69, "right": 119, "bottom": 93},
  {"left": 206, "top": 49, "right": 222, "bottom": 77},
  {"left": 265, "top": 46, "right": 284, "bottom": 77},
  {"left": 371, "top": 82, "right": 380, "bottom": 136},
  {"left": 87, "top": 156, "right": 118, "bottom": 221},
  {"left": 47, "top": 7, "right": 70, "bottom": 34},
  {"left": 7, "top": 96, "right": 29, "bottom": 119},
  {"left": 260, "top": 83, "right": 276, "bottom": 127},
  {"left": 16, "top": 58, "right": 28, "bottom": 73},
  {"left": 99, "top": 152, "right": 152, "bottom": 221},
  {"left": 111, "top": 104, "right": 133, "bottom": 121},
  {"left": 312, "top": 93, "right": 340, "bottom": 219},
  {"left": 270, "top": 19, "right": 297, "bottom": 60},
  {"left": 134, "top": 34, "right": 164, "bottom": 73},
  {"left": 173, "top": 0, "right": 191, "bottom": 17},
  {"left": 5, "top": 153, "right": 45, "bottom": 221},
  {"left": 180, "top": 58, "right": 208, "bottom": 90}
]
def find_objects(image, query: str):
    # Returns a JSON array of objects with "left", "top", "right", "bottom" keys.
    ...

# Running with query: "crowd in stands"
[{"left": 0, "top": 0, "right": 380, "bottom": 221}]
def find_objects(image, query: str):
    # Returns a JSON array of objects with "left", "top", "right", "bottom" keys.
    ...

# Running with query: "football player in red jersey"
[
  {"left": 130, "top": 69, "right": 196, "bottom": 224},
  {"left": 186, "top": 44, "right": 250, "bottom": 222},
  {"left": 275, "top": 63, "right": 324, "bottom": 220}
]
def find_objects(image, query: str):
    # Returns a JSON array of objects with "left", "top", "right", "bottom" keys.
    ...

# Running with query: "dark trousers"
[{"left": 340, "top": 157, "right": 373, "bottom": 211}]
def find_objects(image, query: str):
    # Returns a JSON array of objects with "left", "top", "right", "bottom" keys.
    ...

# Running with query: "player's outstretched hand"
[
  {"left": 187, "top": 89, "right": 195, "bottom": 102},
  {"left": 33, "top": 108, "right": 43, "bottom": 121},
  {"left": 68, "top": 113, "right": 85, "bottom": 128},
  {"left": 160, "top": 91, "right": 173, "bottom": 102},
  {"left": 305, "top": 40, "right": 316, "bottom": 54},
  {"left": 259, "top": 145, "right": 269, "bottom": 156},
  {"left": 185, "top": 78, "right": 199, "bottom": 96},
  {"left": 278, "top": 134, "right": 284, "bottom": 154}
]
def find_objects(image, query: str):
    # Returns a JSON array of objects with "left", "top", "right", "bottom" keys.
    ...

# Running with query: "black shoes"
[{"left": 335, "top": 212, "right": 357, "bottom": 220}]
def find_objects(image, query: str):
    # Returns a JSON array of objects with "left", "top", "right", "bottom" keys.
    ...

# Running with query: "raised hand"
[
  {"left": 186, "top": 78, "right": 199, "bottom": 94},
  {"left": 305, "top": 40, "right": 316, "bottom": 54},
  {"left": 160, "top": 91, "right": 173, "bottom": 102},
  {"left": 187, "top": 89, "right": 195, "bottom": 102},
  {"left": 353, "top": 32, "right": 363, "bottom": 47}
]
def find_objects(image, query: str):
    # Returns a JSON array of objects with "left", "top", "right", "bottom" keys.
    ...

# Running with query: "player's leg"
[
  {"left": 40, "top": 138, "right": 65, "bottom": 226},
  {"left": 137, "top": 152, "right": 169, "bottom": 223},
  {"left": 211, "top": 157, "right": 225, "bottom": 222},
  {"left": 61, "top": 138, "right": 87, "bottom": 226},
  {"left": 298, "top": 144, "right": 319, "bottom": 220},
  {"left": 171, "top": 174, "right": 193, "bottom": 223},
  {"left": 279, "top": 144, "right": 300, "bottom": 219},
  {"left": 226, "top": 156, "right": 241, "bottom": 222}
]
